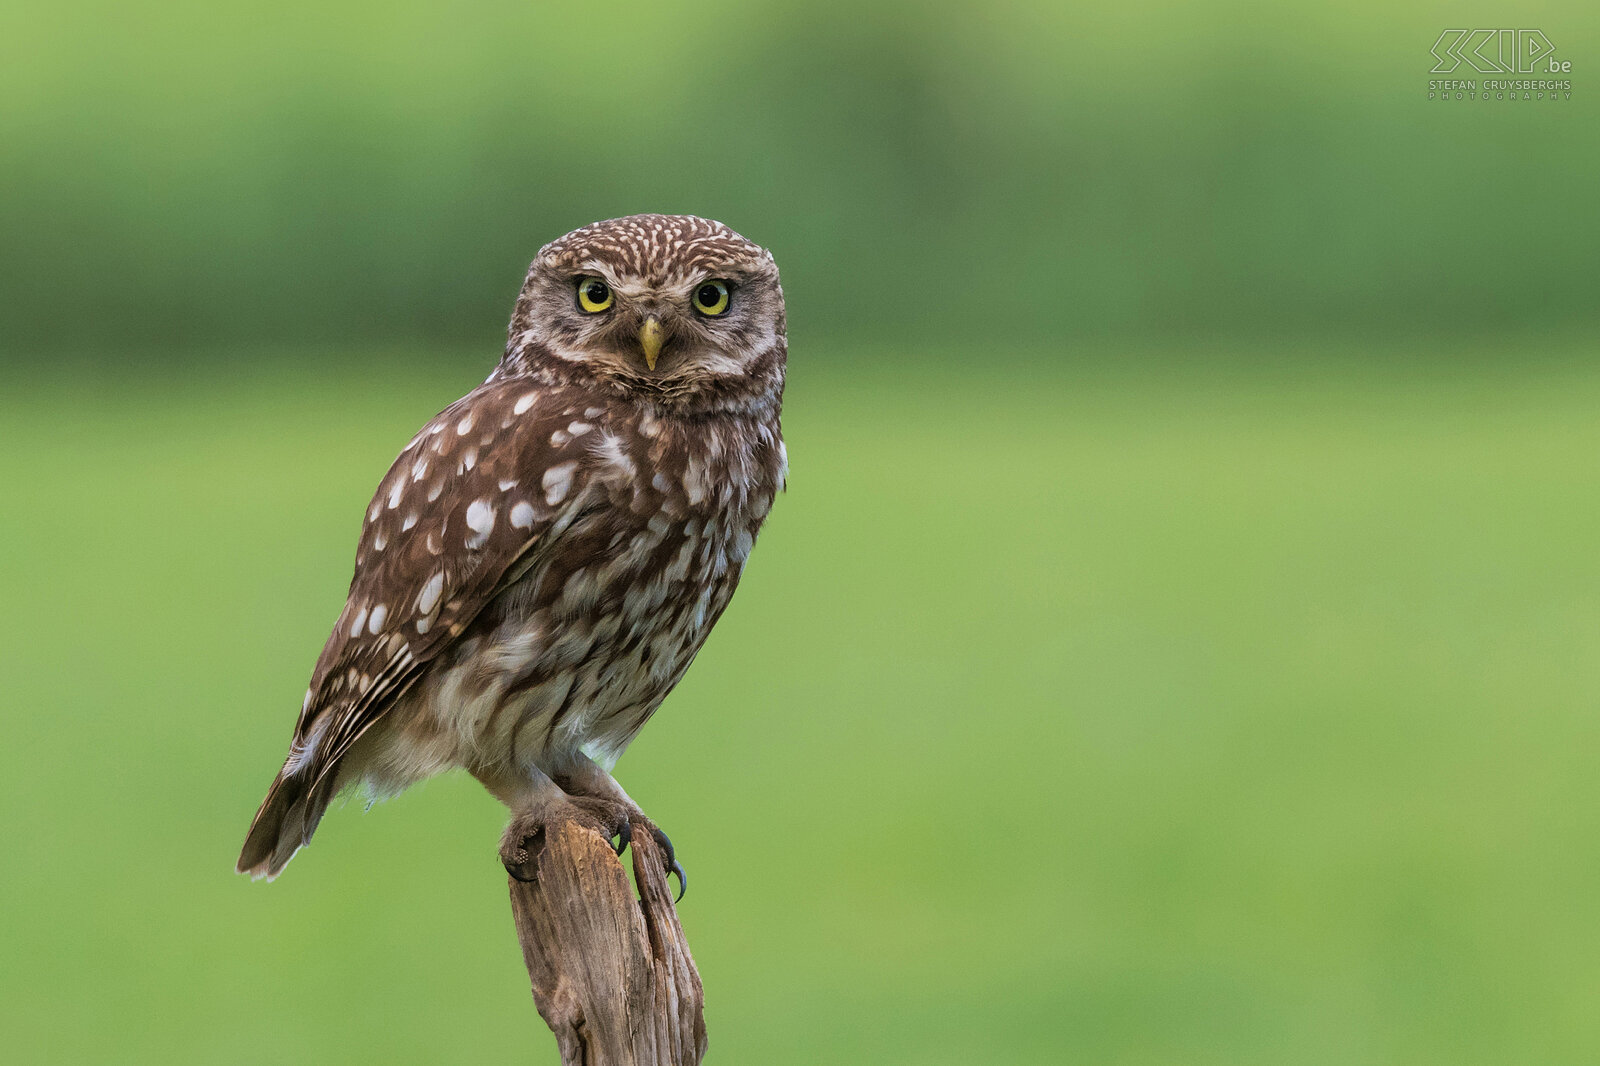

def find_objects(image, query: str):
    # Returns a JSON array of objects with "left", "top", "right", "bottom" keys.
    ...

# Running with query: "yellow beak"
[{"left": 639, "top": 317, "right": 664, "bottom": 370}]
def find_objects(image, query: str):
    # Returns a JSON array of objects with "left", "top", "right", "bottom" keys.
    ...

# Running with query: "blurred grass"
[
  {"left": 2, "top": 0, "right": 1597, "bottom": 353},
  {"left": 1, "top": 340, "right": 1598, "bottom": 1062}
]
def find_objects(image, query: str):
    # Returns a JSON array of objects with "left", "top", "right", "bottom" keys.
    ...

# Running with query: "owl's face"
[{"left": 501, "top": 215, "right": 785, "bottom": 411}]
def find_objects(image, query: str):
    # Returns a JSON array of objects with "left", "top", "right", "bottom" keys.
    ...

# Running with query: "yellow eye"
[
  {"left": 576, "top": 277, "right": 613, "bottom": 313},
  {"left": 692, "top": 279, "right": 731, "bottom": 316}
]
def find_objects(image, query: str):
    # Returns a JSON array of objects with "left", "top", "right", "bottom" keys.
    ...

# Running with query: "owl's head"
[{"left": 500, "top": 215, "right": 785, "bottom": 412}]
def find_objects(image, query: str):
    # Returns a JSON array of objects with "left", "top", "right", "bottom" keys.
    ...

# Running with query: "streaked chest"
[{"left": 447, "top": 404, "right": 785, "bottom": 753}]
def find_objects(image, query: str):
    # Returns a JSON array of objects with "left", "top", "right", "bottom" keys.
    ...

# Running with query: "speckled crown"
[{"left": 536, "top": 214, "right": 772, "bottom": 286}]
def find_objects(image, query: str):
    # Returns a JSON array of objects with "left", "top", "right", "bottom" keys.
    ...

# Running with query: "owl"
[{"left": 237, "top": 215, "right": 787, "bottom": 892}]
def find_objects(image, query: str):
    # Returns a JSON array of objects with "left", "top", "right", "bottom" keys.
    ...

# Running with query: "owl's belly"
[{"left": 363, "top": 512, "right": 748, "bottom": 791}]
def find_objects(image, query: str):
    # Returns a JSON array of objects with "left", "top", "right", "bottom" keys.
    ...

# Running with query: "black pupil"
[
  {"left": 698, "top": 284, "right": 721, "bottom": 307},
  {"left": 584, "top": 281, "right": 607, "bottom": 303}
]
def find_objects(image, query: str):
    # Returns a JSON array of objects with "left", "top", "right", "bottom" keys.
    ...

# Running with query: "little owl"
[{"left": 238, "top": 215, "right": 787, "bottom": 893}]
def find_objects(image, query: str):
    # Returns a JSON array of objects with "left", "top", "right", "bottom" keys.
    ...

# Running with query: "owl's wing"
[
  {"left": 299, "top": 378, "right": 605, "bottom": 781},
  {"left": 239, "top": 378, "right": 603, "bottom": 876}
]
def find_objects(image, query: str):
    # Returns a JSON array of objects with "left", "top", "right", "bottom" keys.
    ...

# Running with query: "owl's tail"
[{"left": 236, "top": 764, "right": 337, "bottom": 880}]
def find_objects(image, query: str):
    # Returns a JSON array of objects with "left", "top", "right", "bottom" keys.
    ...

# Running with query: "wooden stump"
[{"left": 506, "top": 817, "right": 707, "bottom": 1065}]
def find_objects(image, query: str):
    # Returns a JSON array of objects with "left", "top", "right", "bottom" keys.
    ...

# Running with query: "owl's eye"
[
  {"left": 576, "top": 277, "right": 613, "bottom": 313},
  {"left": 691, "top": 279, "right": 731, "bottom": 316}
]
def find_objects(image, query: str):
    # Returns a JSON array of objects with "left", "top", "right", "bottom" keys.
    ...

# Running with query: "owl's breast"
[{"left": 426, "top": 405, "right": 784, "bottom": 767}]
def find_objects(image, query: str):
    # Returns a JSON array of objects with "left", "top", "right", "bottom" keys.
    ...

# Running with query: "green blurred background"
[{"left": 3, "top": 0, "right": 1598, "bottom": 1062}]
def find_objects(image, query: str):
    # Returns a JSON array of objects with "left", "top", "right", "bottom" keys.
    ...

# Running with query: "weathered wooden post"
[{"left": 503, "top": 817, "right": 706, "bottom": 1064}]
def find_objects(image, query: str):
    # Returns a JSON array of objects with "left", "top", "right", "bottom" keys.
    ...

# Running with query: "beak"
[{"left": 638, "top": 316, "right": 665, "bottom": 370}]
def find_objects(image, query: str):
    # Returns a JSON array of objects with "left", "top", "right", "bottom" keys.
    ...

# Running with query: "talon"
[
  {"left": 650, "top": 826, "right": 686, "bottom": 902},
  {"left": 651, "top": 826, "right": 676, "bottom": 865},
  {"left": 613, "top": 818, "right": 633, "bottom": 856}
]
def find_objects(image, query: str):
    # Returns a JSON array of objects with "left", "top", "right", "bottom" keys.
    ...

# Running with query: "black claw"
[
  {"left": 650, "top": 826, "right": 676, "bottom": 864},
  {"left": 650, "top": 826, "right": 686, "bottom": 902},
  {"left": 612, "top": 818, "right": 633, "bottom": 856}
]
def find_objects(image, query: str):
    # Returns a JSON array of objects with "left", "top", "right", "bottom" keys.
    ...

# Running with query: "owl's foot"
[
  {"left": 550, "top": 759, "right": 686, "bottom": 901},
  {"left": 498, "top": 811, "right": 549, "bottom": 882},
  {"left": 567, "top": 795, "right": 635, "bottom": 856},
  {"left": 498, "top": 798, "right": 632, "bottom": 882}
]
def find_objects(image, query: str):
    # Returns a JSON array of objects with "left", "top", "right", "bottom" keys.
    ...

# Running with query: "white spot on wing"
[
  {"left": 510, "top": 501, "right": 536, "bottom": 529},
  {"left": 368, "top": 604, "right": 388, "bottom": 634},
  {"left": 514, "top": 393, "right": 537, "bottom": 415},
  {"left": 543, "top": 462, "right": 577, "bottom": 505},
  {"left": 350, "top": 606, "right": 368, "bottom": 638},
  {"left": 465, "top": 499, "right": 496, "bottom": 548},
  {"left": 387, "top": 480, "right": 404, "bottom": 510},
  {"left": 456, "top": 413, "right": 475, "bottom": 436},
  {"left": 417, "top": 572, "right": 444, "bottom": 615}
]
